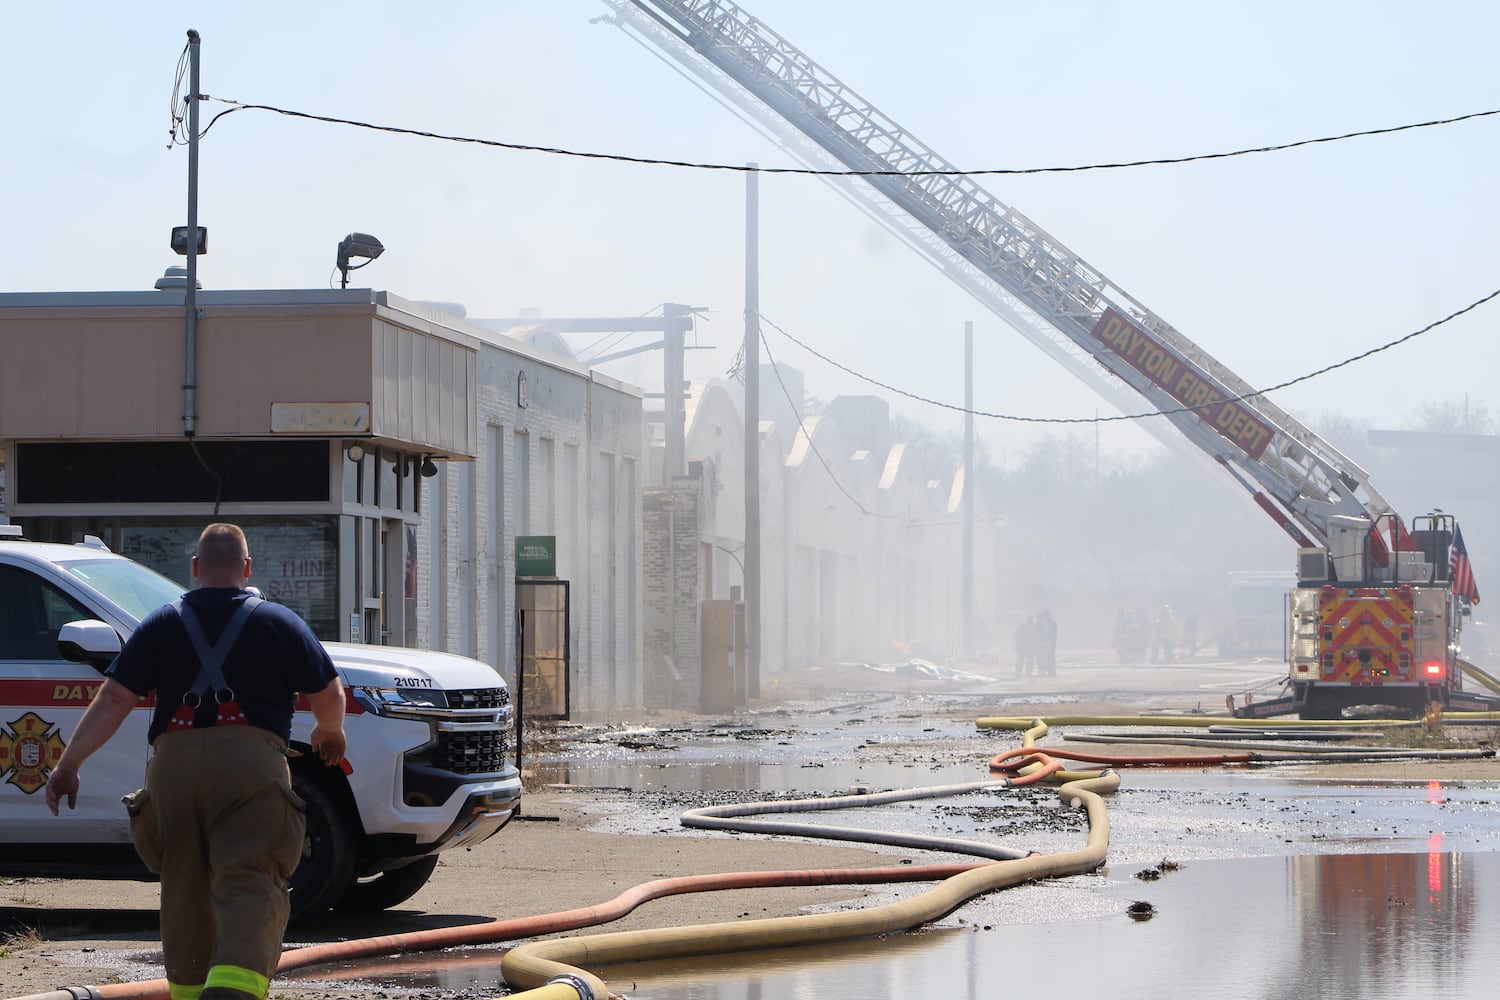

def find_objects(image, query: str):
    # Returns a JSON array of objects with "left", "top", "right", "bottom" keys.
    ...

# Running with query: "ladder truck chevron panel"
[{"left": 603, "top": 0, "right": 1500, "bottom": 718}]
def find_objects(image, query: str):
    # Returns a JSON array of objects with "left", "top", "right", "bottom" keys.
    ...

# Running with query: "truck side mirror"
[{"left": 57, "top": 619, "right": 123, "bottom": 673}]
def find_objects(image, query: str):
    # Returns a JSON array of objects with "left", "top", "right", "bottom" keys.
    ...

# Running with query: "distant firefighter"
[
  {"left": 1036, "top": 610, "right": 1057, "bottom": 676},
  {"left": 1014, "top": 614, "right": 1036, "bottom": 677},
  {"left": 1152, "top": 605, "right": 1181, "bottom": 663}
]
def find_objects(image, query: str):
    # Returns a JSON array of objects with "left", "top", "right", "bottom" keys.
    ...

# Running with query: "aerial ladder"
[{"left": 601, "top": 0, "right": 1499, "bottom": 718}]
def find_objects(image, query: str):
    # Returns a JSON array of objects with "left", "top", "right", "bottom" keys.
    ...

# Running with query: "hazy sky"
[{"left": 4, "top": 1, "right": 1497, "bottom": 469}]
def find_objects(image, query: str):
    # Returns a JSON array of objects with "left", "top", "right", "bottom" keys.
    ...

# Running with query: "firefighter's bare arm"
[
  {"left": 45, "top": 678, "right": 140, "bottom": 815},
  {"left": 305, "top": 677, "right": 347, "bottom": 767}
]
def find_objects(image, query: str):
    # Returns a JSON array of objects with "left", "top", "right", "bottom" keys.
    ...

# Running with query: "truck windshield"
[{"left": 61, "top": 558, "right": 186, "bottom": 623}]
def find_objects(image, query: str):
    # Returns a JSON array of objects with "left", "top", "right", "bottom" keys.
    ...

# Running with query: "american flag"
[{"left": 1450, "top": 525, "right": 1480, "bottom": 605}]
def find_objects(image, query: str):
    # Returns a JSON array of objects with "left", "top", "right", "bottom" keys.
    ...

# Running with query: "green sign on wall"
[{"left": 515, "top": 535, "right": 557, "bottom": 577}]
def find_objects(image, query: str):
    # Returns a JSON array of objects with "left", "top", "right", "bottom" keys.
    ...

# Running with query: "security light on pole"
[
  {"left": 170, "top": 226, "right": 207, "bottom": 255},
  {"left": 336, "top": 233, "right": 384, "bottom": 288}
]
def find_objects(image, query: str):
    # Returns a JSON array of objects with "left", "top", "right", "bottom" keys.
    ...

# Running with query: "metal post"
[
  {"left": 513, "top": 608, "right": 526, "bottom": 772},
  {"left": 730, "top": 584, "right": 746, "bottom": 707},
  {"left": 744, "top": 166, "right": 762, "bottom": 698},
  {"left": 663, "top": 303, "right": 687, "bottom": 484},
  {"left": 962, "top": 320, "right": 974, "bottom": 659},
  {"left": 183, "top": 29, "right": 202, "bottom": 437}
]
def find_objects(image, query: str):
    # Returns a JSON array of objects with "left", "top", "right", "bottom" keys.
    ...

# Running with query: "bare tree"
[
  {"left": 890, "top": 412, "right": 991, "bottom": 477},
  {"left": 1300, "top": 410, "right": 1381, "bottom": 469},
  {"left": 1409, "top": 396, "right": 1494, "bottom": 435}
]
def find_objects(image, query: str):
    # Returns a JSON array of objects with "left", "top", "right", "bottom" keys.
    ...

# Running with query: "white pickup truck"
[{"left": 0, "top": 529, "right": 521, "bottom": 921}]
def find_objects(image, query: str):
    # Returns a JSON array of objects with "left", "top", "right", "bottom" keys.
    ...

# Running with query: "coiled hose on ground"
[
  {"left": 17, "top": 712, "right": 1489, "bottom": 1000},
  {"left": 12, "top": 768, "right": 1114, "bottom": 1000},
  {"left": 4, "top": 860, "right": 988, "bottom": 1000},
  {"left": 498, "top": 770, "right": 1120, "bottom": 997},
  {"left": 13, "top": 716, "right": 1108, "bottom": 1000}
]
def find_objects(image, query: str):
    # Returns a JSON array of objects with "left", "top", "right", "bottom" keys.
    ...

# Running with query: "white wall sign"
[{"left": 271, "top": 402, "right": 371, "bottom": 434}]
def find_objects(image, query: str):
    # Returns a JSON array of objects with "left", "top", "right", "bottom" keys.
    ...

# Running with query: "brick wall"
[{"left": 642, "top": 475, "right": 704, "bottom": 709}]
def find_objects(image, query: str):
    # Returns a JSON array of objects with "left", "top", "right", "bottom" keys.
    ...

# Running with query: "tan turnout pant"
[{"left": 143, "top": 726, "right": 305, "bottom": 999}]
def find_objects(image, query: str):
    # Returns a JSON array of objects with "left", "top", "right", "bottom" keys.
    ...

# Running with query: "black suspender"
[{"left": 165, "top": 596, "right": 262, "bottom": 730}]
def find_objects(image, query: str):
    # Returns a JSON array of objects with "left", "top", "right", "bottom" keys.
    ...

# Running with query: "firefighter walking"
[{"left": 45, "top": 523, "right": 347, "bottom": 1000}]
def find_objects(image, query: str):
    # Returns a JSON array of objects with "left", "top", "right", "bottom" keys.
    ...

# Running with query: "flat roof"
[
  {"left": 0, "top": 287, "right": 644, "bottom": 397},
  {"left": 0, "top": 287, "right": 382, "bottom": 309}
]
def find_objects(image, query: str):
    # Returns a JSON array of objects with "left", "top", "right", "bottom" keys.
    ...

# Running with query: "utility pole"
[
  {"left": 663, "top": 303, "right": 688, "bottom": 483},
  {"left": 183, "top": 29, "right": 202, "bottom": 437},
  {"left": 480, "top": 309, "right": 700, "bottom": 487},
  {"left": 744, "top": 166, "right": 761, "bottom": 698},
  {"left": 962, "top": 320, "right": 974, "bottom": 660}
]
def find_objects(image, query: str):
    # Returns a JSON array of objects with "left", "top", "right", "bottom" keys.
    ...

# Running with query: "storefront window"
[
  {"left": 342, "top": 448, "right": 361, "bottom": 503},
  {"left": 378, "top": 448, "right": 399, "bottom": 510},
  {"left": 110, "top": 516, "right": 340, "bottom": 639},
  {"left": 366, "top": 518, "right": 381, "bottom": 600}
]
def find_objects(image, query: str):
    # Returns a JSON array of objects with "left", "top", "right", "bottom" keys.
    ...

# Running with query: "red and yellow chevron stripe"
[{"left": 1318, "top": 587, "right": 1414, "bottom": 685}]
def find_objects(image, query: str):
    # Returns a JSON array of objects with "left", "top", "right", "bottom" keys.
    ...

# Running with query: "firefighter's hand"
[
  {"left": 45, "top": 764, "right": 80, "bottom": 815},
  {"left": 310, "top": 725, "right": 346, "bottom": 768}
]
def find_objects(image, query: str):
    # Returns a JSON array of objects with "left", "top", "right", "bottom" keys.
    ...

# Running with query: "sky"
[{"left": 3, "top": 1, "right": 1498, "bottom": 473}]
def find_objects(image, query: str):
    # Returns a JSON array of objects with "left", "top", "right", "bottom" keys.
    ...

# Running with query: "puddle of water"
[
  {"left": 535, "top": 715, "right": 993, "bottom": 793},
  {"left": 538, "top": 758, "right": 1500, "bottom": 862},
  {"left": 382, "top": 712, "right": 1500, "bottom": 996},
  {"left": 537, "top": 757, "right": 987, "bottom": 793},
  {"left": 296, "top": 851, "right": 1500, "bottom": 999},
  {"left": 614, "top": 852, "right": 1500, "bottom": 999}
]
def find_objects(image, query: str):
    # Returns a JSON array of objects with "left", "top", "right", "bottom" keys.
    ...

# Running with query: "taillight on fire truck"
[{"left": 1423, "top": 661, "right": 1444, "bottom": 679}]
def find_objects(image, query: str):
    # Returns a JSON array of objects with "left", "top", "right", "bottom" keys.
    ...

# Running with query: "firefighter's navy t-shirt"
[{"left": 107, "top": 587, "right": 338, "bottom": 743}]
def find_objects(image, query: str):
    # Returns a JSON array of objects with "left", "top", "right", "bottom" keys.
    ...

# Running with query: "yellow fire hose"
[
  {"left": 499, "top": 770, "right": 1120, "bottom": 997},
  {"left": 976, "top": 714, "right": 1427, "bottom": 730},
  {"left": 1459, "top": 658, "right": 1500, "bottom": 697},
  {"left": 21, "top": 707, "right": 1495, "bottom": 1000}
]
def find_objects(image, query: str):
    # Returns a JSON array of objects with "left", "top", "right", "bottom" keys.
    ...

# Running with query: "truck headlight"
[
  {"left": 349, "top": 686, "right": 511, "bottom": 726},
  {"left": 351, "top": 686, "right": 442, "bottom": 717}
]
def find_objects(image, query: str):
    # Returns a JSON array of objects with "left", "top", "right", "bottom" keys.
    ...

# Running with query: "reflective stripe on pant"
[{"left": 147, "top": 725, "right": 305, "bottom": 999}]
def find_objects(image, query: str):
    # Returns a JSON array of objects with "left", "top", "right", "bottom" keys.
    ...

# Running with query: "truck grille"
[
  {"left": 447, "top": 687, "right": 509, "bottom": 710},
  {"left": 435, "top": 729, "right": 509, "bottom": 774}
]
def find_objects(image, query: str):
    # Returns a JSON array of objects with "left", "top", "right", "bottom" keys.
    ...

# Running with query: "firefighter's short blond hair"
[{"left": 196, "top": 523, "right": 249, "bottom": 569}]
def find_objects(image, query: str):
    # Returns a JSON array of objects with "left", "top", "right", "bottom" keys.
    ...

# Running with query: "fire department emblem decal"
[{"left": 0, "top": 712, "right": 67, "bottom": 794}]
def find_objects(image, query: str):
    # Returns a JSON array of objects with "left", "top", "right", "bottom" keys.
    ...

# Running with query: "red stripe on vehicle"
[
  {"left": 294, "top": 689, "right": 366, "bottom": 715},
  {"left": 0, "top": 678, "right": 361, "bottom": 714},
  {"left": 0, "top": 678, "right": 156, "bottom": 708}
]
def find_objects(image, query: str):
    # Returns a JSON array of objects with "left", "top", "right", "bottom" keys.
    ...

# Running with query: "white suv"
[{"left": 0, "top": 529, "right": 520, "bottom": 921}]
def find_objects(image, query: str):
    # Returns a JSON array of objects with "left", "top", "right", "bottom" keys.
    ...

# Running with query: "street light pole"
[
  {"left": 744, "top": 165, "right": 761, "bottom": 698},
  {"left": 663, "top": 303, "right": 688, "bottom": 483},
  {"left": 182, "top": 29, "right": 202, "bottom": 438},
  {"left": 962, "top": 320, "right": 974, "bottom": 659}
]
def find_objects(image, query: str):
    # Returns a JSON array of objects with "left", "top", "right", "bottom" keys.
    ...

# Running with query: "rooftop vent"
[{"left": 154, "top": 266, "right": 201, "bottom": 290}]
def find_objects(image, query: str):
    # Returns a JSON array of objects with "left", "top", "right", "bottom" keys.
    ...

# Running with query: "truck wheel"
[
  {"left": 334, "top": 855, "right": 440, "bottom": 912},
  {"left": 288, "top": 771, "right": 357, "bottom": 924}
]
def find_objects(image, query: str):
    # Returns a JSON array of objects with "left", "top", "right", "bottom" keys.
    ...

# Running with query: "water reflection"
[{"left": 1288, "top": 852, "right": 1477, "bottom": 999}]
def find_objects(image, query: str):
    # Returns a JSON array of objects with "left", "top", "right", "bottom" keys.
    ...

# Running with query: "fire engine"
[
  {"left": 1245, "top": 512, "right": 1495, "bottom": 719},
  {"left": 599, "top": 0, "right": 1500, "bottom": 719}
]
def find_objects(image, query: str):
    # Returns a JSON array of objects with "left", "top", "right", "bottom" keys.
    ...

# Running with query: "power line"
[
  {"left": 758, "top": 285, "right": 1500, "bottom": 425},
  {"left": 742, "top": 280, "right": 1499, "bottom": 521},
  {"left": 168, "top": 40, "right": 192, "bottom": 148},
  {"left": 197, "top": 97, "right": 1500, "bottom": 177}
]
